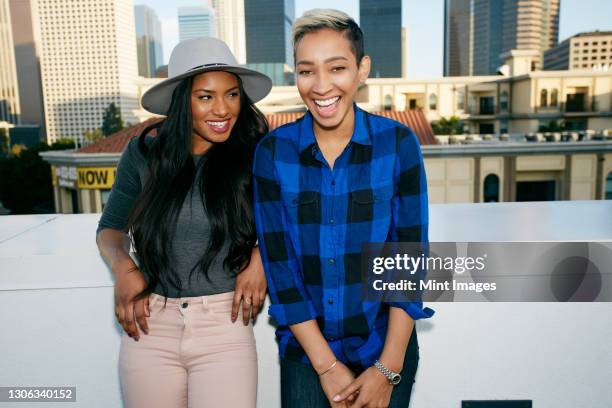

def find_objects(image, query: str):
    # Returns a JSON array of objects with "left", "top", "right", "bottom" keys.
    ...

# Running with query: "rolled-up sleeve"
[
  {"left": 253, "top": 136, "right": 318, "bottom": 326},
  {"left": 96, "top": 138, "right": 143, "bottom": 235},
  {"left": 388, "top": 126, "right": 434, "bottom": 320}
]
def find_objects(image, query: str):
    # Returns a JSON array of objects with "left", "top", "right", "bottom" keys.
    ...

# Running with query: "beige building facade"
[
  {"left": 423, "top": 144, "right": 612, "bottom": 203},
  {"left": 357, "top": 52, "right": 612, "bottom": 136},
  {"left": 131, "top": 50, "right": 612, "bottom": 137},
  {"left": 545, "top": 31, "right": 612, "bottom": 71},
  {"left": 34, "top": 0, "right": 139, "bottom": 144},
  {"left": 0, "top": 0, "right": 20, "bottom": 124},
  {"left": 40, "top": 140, "right": 612, "bottom": 212},
  {"left": 212, "top": 0, "right": 246, "bottom": 64}
]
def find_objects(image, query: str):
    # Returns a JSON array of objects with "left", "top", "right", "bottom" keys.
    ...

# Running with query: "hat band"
[{"left": 187, "top": 63, "right": 230, "bottom": 72}]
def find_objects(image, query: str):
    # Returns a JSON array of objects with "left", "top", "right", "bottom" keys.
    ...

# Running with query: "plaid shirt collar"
[{"left": 298, "top": 103, "right": 373, "bottom": 154}]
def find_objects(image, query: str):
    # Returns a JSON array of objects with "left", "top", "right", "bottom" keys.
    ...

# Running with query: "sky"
[{"left": 135, "top": 0, "right": 612, "bottom": 79}]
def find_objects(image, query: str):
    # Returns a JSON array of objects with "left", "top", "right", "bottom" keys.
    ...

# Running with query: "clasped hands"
[{"left": 319, "top": 360, "right": 394, "bottom": 408}]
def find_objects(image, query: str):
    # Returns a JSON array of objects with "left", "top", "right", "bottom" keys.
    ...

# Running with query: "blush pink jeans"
[{"left": 119, "top": 291, "right": 257, "bottom": 408}]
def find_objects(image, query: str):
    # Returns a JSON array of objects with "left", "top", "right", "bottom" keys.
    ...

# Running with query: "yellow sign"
[
  {"left": 77, "top": 167, "right": 117, "bottom": 189},
  {"left": 51, "top": 165, "right": 57, "bottom": 187}
]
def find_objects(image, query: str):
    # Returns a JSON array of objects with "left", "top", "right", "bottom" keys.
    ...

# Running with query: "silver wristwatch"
[{"left": 373, "top": 360, "right": 402, "bottom": 385}]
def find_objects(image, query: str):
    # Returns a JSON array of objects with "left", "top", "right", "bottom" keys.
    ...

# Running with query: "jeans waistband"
[{"left": 149, "top": 291, "right": 235, "bottom": 309}]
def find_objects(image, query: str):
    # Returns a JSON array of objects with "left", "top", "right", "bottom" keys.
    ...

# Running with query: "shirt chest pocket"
[
  {"left": 348, "top": 183, "right": 394, "bottom": 223},
  {"left": 281, "top": 190, "right": 321, "bottom": 225}
]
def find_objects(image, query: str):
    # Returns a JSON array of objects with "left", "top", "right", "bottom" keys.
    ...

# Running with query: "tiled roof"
[
  {"left": 77, "top": 118, "right": 161, "bottom": 153},
  {"left": 77, "top": 109, "right": 436, "bottom": 154}
]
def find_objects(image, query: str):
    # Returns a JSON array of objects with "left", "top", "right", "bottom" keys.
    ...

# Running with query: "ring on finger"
[{"left": 244, "top": 296, "right": 252, "bottom": 305}]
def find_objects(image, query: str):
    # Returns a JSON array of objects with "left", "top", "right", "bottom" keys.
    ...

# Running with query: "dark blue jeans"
[{"left": 280, "top": 328, "right": 419, "bottom": 408}]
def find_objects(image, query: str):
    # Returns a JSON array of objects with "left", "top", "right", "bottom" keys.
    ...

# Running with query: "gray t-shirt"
[{"left": 97, "top": 136, "right": 235, "bottom": 297}]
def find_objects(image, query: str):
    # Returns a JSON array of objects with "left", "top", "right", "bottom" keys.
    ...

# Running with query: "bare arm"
[
  {"left": 378, "top": 307, "right": 415, "bottom": 372},
  {"left": 289, "top": 320, "right": 336, "bottom": 373},
  {"left": 96, "top": 228, "right": 132, "bottom": 271},
  {"left": 290, "top": 320, "right": 355, "bottom": 407},
  {"left": 97, "top": 228, "right": 149, "bottom": 341}
]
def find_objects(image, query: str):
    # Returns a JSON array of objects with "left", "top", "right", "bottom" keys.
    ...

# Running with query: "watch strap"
[{"left": 373, "top": 360, "right": 401, "bottom": 385}]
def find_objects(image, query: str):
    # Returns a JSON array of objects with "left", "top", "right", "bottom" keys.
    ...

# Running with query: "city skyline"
[
  {"left": 444, "top": 0, "right": 561, "bottom": 76},
  {"left": 33, "top": 0, "right": 139, "bottom": 143},
  {"left": 135, "top": 0, "right": 612, "bottom": 79},
  {"left": 178, "top": 5, "right": 217, "bottom": 42},
  {"left": 360, "top": 0, "right": 403, "bottom": 77},
  {"left": 135, "top": 5, "right": 163, "bottom": 77}
]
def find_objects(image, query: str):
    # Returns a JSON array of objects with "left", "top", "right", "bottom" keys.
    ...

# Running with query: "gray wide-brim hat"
[{"left": 141, "top": 37, "right": 273, "bottom": 115}]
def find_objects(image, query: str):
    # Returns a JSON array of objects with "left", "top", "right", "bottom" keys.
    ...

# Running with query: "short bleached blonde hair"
[{"left": 292, "top": 9, "right": 364, "bottom": 63}]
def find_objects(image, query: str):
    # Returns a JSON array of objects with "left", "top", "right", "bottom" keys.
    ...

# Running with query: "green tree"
[
  {"left": 431, "top": 116, "right": 464, "bottom": 135},
  {"left": 0, "top": 139, "right": 75, "bottom": 214},
  {"left": 101, "top": 102, "right": 124, "bottom": 136},
  {"left": 0, "top": 128, "right": 8, "bottom": 156},
  {"left": 538, "top": 120, "right": 565, "bottom": 132},
  {"left": 84, "top": 128, "right": 104, "bottom": 144},
  {"left": 11, "top": 144, "right": 27, "bottom": 156}
]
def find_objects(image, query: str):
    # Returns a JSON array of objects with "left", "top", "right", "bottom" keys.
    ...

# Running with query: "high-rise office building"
[
  {"left": 34, "top": 0, "right": 138, "bottom": 144},
  {"left": 178, "top": 5, "right": 217, "bottom": 42},
  {"left": 0, "top": 0, "right": 20, "bottom": 124},
  {"left": 544, "top": 31, "right": 612, "bottom": 71},
  {"left": 8, "top": 0, "right": 45, "bottom": 135},
  {"left": 135, "top": 5, "right": 163, "bottom": 78},
  {"left": 443, "top": 0, "right": 472, "bottom": 77},
  {"left": 401, "top": 27, "right": 409, "bottom": 78},
  {"left": 212, "top": 0, "right": 246, "bottom": 64},
  {"left": 472, "top": 0, "right": 504, "bottom": 75},
  {"left": 245, "top": 0, "right": 294, "bottom": 67},
  {"left": 444, "top": 0, "right": 560, "bottom": 76},
  {"left": 360, "top": 0, "right": 402, "bottom": 78}
]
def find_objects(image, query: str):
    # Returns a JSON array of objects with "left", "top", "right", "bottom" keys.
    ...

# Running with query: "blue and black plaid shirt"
[{"left": 253, "top": 105, "right": 434, "bottom": 370}]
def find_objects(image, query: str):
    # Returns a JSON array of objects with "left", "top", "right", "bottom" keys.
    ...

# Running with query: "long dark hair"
[{"left": 127, "top": 74, "right": 268, "bottom": 301}]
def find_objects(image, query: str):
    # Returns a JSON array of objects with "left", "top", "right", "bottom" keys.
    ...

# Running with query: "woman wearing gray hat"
[{"left": 96, "top": 38, "right": 272, "bottom": 407}]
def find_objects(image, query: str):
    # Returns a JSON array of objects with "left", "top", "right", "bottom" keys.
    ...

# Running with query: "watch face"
[{"left": 391, "top": 373, "right": 402, "bottom": 385}]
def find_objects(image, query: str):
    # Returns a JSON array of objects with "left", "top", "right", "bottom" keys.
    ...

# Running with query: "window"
[
  {"left": 500, "top": 91, "right": 509, "bottom": 111},
  {"left": 500, "top": 119, "right": 508, "bottom": 134},
  {"left": 479, "top": 123, "right": 495, "bottom": 134},
  {"left": 383, "top": 95, "right": 393, "bottom": 111},
  {"left": 550, "top": 89, "right": 558, "bottom": 107},
  {"left": 456, "top": 90, "right": 465, "bottom": 110},
  {"left": 604, "top": 171, "right": 612, "bottom": 199},
  {"left": 101, "top": 189, "right": 112, "bottom": 209},
  {"left": 516, "top": 181, "right": 557, "bottom": 201},
  {"left": 479, "top": 97, "right": 495, "bottom": 115},
  {"left": 540, "top": 89, "right": 548, "bottom": 107},
  {"left": 428, "top": 94, "right": 437, "bottom": 110},
  {"left": 483, "top": 174, "right": 500, "bottom": 202}
]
